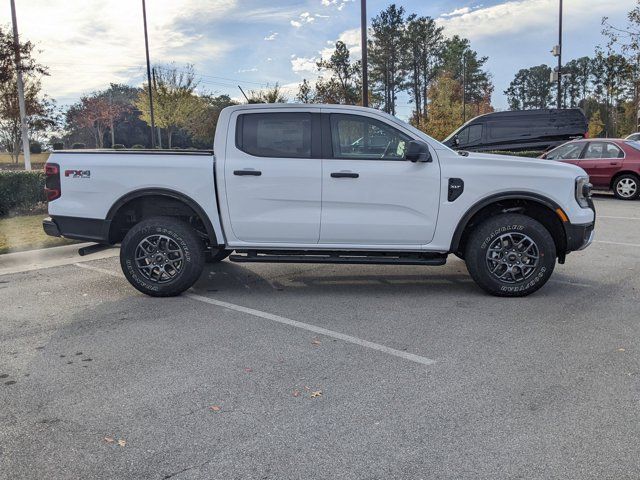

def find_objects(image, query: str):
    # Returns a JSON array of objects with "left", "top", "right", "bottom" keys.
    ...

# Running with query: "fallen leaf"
[
  {"left": 117, "top": 439, "right": 126, "bottom": 447},
  {"left": 104, "top": 437, "right": 114, "bottom": 443},
  {"left": 311, "top": 339, "right": 321, "bottom": 346},
  {"left": 311, "top": 391, "right": 322, "bottom": 398},
  {"left": 618, "top": 348, "right": 626, "bottom": 352},
  {"left": 292, "top": 389, "right": 300, "bottom": 397},
  {"left": 210, "top": 405, "right": 221, "bottom": 412}
]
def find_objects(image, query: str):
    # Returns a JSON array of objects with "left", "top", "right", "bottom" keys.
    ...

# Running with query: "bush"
[
  {"left": 30, "top": 142, "right": 42, "bottom": 154},
  {"left": 113, "top": 144, "right": 125, "bottom": 149},
  {"left": 131, "top": 144, "right": 145, "bottom": 149},
  {"left": 0, "top": 171, "right": 46, "bottom": 217},
  {"left": 486, "top": 150, "right": 543, "bottom": 158},
  {"left": 52, "top": 142, "right": 64, "bottom": 151},
  {"left": 71, "top": 143, "right": 85, "bottom": 149}
]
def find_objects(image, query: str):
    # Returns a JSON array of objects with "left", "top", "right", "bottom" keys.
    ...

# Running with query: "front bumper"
[{"left": 565, "top": 222, "right": 595, "bottom": 252}]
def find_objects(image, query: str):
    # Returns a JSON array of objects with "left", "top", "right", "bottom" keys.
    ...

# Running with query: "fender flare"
[
  {"left": 449, "top": 191, "right": 565, "bottom": 253},
  {"left": 106, "top": 188, "right": 221, "bottom": 245}
]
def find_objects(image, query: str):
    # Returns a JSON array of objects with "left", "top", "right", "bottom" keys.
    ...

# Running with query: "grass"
[
  {"left": 0, "top": 214, "right": 76, "bottom": 255},
  {"left": 0, "top": 153, "right": 50, "bottom": 171}
]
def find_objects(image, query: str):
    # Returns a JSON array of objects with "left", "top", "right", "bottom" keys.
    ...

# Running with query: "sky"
[{"left": 0, "top": 0, "right": 634, "bottom": 117}]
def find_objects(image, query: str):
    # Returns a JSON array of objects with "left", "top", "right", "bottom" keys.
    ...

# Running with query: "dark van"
[{"left": 442, "top": 109, "right": 588, "bottom": 152}]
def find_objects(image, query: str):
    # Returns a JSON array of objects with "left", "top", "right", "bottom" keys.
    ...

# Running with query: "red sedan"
[{"left": 542, "top": 138, "right": 640, "bottom": 200}]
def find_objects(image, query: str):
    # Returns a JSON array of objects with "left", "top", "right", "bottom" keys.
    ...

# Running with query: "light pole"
[
  {"left": 462, "top": 53, "right": 467, "bottom": 123},
  {"left": 557, "top": 0, "right": 563, "bottom": 109},
  {"left": 360, "top": 0, "right": 368, "bottom": 108},
  {"left": 10, "top": 0, "right": 31, "bottom": 170},
  {"left": 142, "top": 0, "right": 156, "bottom": 148}
]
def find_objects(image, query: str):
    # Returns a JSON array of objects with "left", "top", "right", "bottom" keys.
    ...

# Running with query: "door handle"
[
  {"left": 234, "top": 170, "right": 262, "bottom": 176},
  {"left": 331, "top": 172, "right": 359, "bottom": 178}
]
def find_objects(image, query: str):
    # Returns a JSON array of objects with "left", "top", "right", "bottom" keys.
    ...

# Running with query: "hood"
[{"left": 462, "top": 151, "right": 588, "bottom": 177}]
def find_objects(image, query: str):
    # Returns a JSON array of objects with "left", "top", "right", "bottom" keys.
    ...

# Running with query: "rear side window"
[
  {"left": 236, "top": 113, "right": 312, "bottom": 158},
  {"left": 584, "top": 142, "right": 624, "bottom": 159}
]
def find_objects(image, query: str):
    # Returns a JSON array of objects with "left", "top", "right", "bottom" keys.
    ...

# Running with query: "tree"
[
  {"left": 183, "top": 94, "right": 237, "bottom": 147},
  {"left": 316, "top": 41, "right": 361, "bottom": 105},
  {"left": 247, "top": 83, "right": 287, "bottom": 103},
  {"left": 402, "top": 15, "right": 444, "bottom": 125},
  {"left": 588, "top": 110, "right": 605, "bottom": 137},
  {"left": 422, "top": 73, "right": 463, "bottom": 141},
  {"left": 369, "top": 4, "right": 407, "bottom": 115},
  {"left": 0, "top": 28, "right": 55, "bottom": 162},
  {"left": 505, "top": 65, "right": 554, "bottom": 110},
  {"left": 296, "top": 79, "right": 314, "bottom": 103},
  {"left": 136, "top": 64, "right": 201, "bottom": 148},
  {"left": 66, "top": 95, "right": 112, "bottom": 148}
]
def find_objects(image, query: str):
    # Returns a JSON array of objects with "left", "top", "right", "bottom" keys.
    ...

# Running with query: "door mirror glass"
[{"left": 405, "top": 140, "right": 432, "bottom": 163}]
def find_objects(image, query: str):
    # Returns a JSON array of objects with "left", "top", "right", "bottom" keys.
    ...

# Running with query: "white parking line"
[
  {"left": 595, "top": 240, "right": 640, "bottom": 248},
  {"left": 598, "top": 216, "right": 640, "bottom": 221},
  {"left": 74, "top": 262, "right": 436, "bottom": 367}
]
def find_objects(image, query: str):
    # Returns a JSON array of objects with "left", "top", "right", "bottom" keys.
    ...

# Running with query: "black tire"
[
  {"left": 465, "top": 213, "right": 556, "bottom": 297},
  {"left": 612, "top": 174, "right": 640, "bottom": 200},
  {"left": 205, "top": 248, "right": 231, "bottom": 263},
  {"left": 120, "top": 216, "right": 204, "bottom": 297}
]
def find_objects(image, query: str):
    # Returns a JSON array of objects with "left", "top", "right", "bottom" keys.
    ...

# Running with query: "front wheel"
[
  {"left": 465, "top": 213, "right": 556, "bottom": 297},
  {"left": 613, "top": 174, "right": 640, "bottom": 200},
  {"left": 120, "top": 216, "right": 205, "bottom": 297}
]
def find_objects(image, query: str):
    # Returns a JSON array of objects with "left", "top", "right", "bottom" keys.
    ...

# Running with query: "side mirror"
[
  {"left": 405, "top": 140, "right": 432, "bottom": 163},
  {"left": 453, "top": 134, "right": 460, "bottom": 147}
]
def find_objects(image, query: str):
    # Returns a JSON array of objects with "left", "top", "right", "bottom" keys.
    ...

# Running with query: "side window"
[
  {"left": 330, "top": 114, "right": 411, "bottom": 160},
  {"left": 468, "top": 124, "right": 483, "bottom": 144},
  {"left": 605, "top": 143, "right": 624, "bottom": 159},
  {"left": 584, "top": 142, "right": 610, "bottom": 160},
  {"left": 457, "top": 127, "right": 470, "bottom": 145},
  {"left": 236, "top": 113, "right": 312, "bottom": 158},
  {"left": 546, "top": 143, "right": 584, "bottom": 160}
]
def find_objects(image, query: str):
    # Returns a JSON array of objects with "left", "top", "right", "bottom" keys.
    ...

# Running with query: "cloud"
[
  {"left": 440, "top": 7, "right": 472, "bottom": 18},
  {"left": 291, "top": 12, "right": 316, "bottom": 28},
  {"left": 264, "top": 32, "right": 279, "bottom": 41},
  {"left": 9, "top": 0, "right": 236, "bottom": 102},
  {"left": 321, "top": 0, "right": 354, "bottom": 11},
  {"left": 237, "top": 67, "right": 258, "bottom": 73},
  {"left": 290, "top": 27, "right": 361, "bottom": 78},
  {"left": 437, "top": 0, "right": 629, "bottom": 41},
  {"left": 290, "top": 56, "right": 318, "bottom": 75}
]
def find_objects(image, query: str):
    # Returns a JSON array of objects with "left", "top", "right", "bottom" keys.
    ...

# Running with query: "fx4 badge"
[{"left": 65, "top": 169, "right": 91, "bottom": 178}]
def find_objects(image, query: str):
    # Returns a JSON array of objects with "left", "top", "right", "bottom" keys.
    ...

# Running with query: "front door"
[
  {"left": 224, "top": 111, "right": 322, "bottom": 244},
  {"left": 320, "top": 112, "right": 441, "bottom": 246}
]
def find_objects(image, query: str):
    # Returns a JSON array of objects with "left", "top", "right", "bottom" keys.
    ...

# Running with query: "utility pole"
[
  {"left": 10, "top": 0, "right": 31, "bottom": 171},
  {"left": 360, "top": 0, "right": 369, "bottom": 108},
  {"left": 557, "top": 0, "right": 563, "bottom": 109},
  {"left": 142, "top": 0, "right": 156, "bottom": 148},
  {"left": 462, "top": 54, "right": 467, "bottom": 123}
]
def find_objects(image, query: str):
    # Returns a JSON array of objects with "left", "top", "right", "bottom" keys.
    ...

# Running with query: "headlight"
[{"left": 575, "top": 176, "right": 592, "bottom": 208}]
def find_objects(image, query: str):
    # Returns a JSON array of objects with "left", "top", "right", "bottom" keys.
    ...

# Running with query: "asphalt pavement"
[{"left": 1, "top": 195, "right": 639, "bottom": 480}]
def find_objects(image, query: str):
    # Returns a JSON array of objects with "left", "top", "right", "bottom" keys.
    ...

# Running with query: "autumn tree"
[
  {"left": 422, "top": 73, "right": 464, "bottom": 141},
  {"left": 0, "top": 27, "right": 56, "bottom": 162},
  {"left": 183, "top": 94, "right": 237, "bottom": 147},
  {"left": 136, "top": 64, "right": 202, "bottom": 148}
]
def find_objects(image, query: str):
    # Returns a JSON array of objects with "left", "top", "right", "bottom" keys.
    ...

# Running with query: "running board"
[{"left": 229, "top": 251, "right": 447, "bottom": 266}]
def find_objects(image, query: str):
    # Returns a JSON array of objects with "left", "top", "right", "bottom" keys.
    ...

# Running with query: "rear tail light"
[{"left": 45, "top": 162, "right": 61, "bottom": 201}]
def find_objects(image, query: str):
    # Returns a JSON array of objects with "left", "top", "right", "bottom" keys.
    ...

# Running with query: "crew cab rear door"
[
  {"left": 223, "top": 111, "right": 322, "bottom": 244},
  {"left": 319, "top": 110, "right": 441, "bottom": 246}
]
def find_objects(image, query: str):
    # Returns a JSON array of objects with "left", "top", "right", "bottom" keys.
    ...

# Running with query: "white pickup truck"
[{"left": 43, "top": 104, "right": 595, "bottom": 297}]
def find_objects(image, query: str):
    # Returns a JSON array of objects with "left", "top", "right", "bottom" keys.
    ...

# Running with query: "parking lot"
[{"left": 1, "top": 194, "right": 639, "bottom": 479}]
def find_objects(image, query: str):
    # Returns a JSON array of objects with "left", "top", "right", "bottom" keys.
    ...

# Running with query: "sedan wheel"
[{"left": 613, "top": 175, "right": 640, "bottom": 200}]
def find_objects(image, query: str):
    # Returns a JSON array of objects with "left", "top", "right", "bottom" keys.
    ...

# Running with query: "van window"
[
  {"left": 236, "top": 113, "right": 312, "bottom": 158},
  {"left": 457, "top": 125, "right": 482, "bottom": 145}
]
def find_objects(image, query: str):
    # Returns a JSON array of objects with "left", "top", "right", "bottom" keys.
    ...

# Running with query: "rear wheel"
[
  {"left": 613, "top": 174, "right": 640, "bottom": 200},
  {"left": 120, "top": 216, "right": 204, "bottom": 297},
  {"left": 465, "top": 213, "right": 556, "bottom": 297}
]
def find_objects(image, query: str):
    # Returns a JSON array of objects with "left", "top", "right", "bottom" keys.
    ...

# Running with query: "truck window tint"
[
  {"left": 330, "top": 114, "right": 411, "bottom": 160},
  {"left": 584, "top": 142, "right": 623, "bottom": 159},
  {"left": 237, "top": 113, "right": 312, "bottom": 158},
  {"left": 546, "top": 143, "right": 584, "bottom": 160}
]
